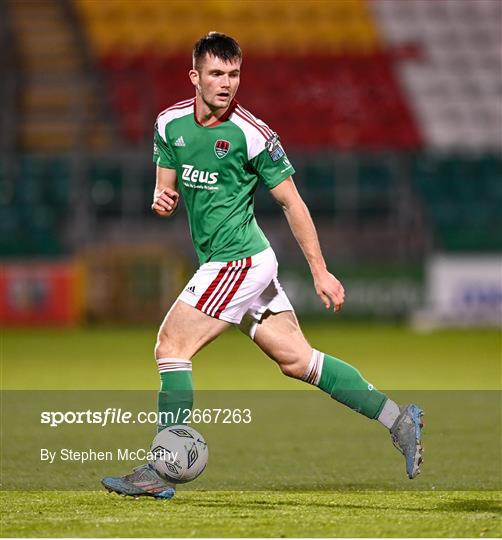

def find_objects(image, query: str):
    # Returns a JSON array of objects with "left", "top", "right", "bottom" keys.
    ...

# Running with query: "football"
[{"left": 149, "top": 425, "right": 208, "bottom": 484}]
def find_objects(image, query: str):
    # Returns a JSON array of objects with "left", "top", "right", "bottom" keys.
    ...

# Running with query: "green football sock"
[
  {"left": 156, "top": 358, "right": 193, "bottom": 431},
  {"left": 303, "top": 350, "right": 387, "bottom": 419}
]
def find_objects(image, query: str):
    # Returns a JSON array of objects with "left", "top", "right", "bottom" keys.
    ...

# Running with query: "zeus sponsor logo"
[{"left": 182, "top": 164, "right": 218, "bottom": 184}]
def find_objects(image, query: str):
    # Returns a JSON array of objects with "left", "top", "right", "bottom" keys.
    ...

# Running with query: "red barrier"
[{"left": 0, "top": 261, "right": 84, "bottom": 326}]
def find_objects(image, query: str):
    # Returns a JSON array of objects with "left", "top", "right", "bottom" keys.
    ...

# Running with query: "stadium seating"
[
  {"left": 6, "top": 0, "right": 114, "bottom": 151},
  {"left": 372, "top": 0, "right": 502, "bottom": 151},
  {"left": 95, "top": 51, "right": 421, "bottom": 149},
  {"left": 411, "top": 154, "right": 502, "bottom": 251},
  {"left": 2, "top": 149, "right": 501, "bottom": 257},
  {"left": 74, "top": 0, "right": 502, "bottom": 152},
  {"left": 75, "top": 0, "right": 421, "bottom": 149},
  {"left": 0, "top": 155, "right": 67, "bottom": 256},
  {"left": 2, "top": 0, "right": 501, "bottom": 259},
  {"left": 76, "top": 0, "right": 382, "bottom": 55}
]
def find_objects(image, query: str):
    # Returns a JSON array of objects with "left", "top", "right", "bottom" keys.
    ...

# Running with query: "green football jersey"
[{"left": 153, "top": 97, "right": 295, "bottom": 264}]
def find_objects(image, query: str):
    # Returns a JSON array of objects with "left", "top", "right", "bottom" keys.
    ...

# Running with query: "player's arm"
[
  {"left": 152, "top": 166, "right": 180, "bottom": 218},
  {"left": 270, "top": 177, "right": 345, "bottom": 312}
]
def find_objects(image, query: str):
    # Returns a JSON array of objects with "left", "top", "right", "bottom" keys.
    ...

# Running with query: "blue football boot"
[
  {"left": 102, "top": 464, "right": 176, "bottom": 499},
  {"left": 390, "top": 404, "right": 424, "bottom": 479}
]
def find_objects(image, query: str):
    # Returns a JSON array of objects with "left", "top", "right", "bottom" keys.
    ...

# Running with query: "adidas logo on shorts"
[{"left": 186, "top": 285, "right": 196, "bottom": 295}]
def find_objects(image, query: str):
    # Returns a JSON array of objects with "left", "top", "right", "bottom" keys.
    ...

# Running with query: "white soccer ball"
[{"left": 149, "top": 425, "right": 208, "bottom": 484}]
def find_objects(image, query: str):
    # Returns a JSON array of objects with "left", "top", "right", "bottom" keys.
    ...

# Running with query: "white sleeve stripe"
[
  {"left": 156, "top": 102, "right": 194, "bottom": 142},
  {"left": 230, "top": 111, "right": 268, "bottom": 160},
  {"left": 157, "top": 98, "right": 195, "bottom": 118},
  {"left": 236, "top": 105, "right": 274, "bottom": 138},
  {"left": 234, "top": 109, "right": 270, "bottom": 141}
]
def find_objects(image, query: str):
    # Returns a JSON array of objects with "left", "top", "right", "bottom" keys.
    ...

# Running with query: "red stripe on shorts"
[
  {"left": 195, "top": 262, "right": 231, "bottom": 311},
  {"left": 214, "top": 257, "right": 252, "bottom": 318},
  {"left": 204, "top": 261, "right": 242, "bottom": 316}
]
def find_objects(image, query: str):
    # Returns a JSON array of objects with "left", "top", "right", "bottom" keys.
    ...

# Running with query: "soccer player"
[{"left": 102, "top": 32, "right": 423, "bottom": 499}]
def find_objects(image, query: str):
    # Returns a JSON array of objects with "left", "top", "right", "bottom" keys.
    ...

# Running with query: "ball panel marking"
[{"left": 149, "top": 425, "right": 208, "bottom": 484}]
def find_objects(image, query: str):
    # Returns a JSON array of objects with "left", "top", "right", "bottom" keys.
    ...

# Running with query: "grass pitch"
[
  {"left": 1, "top": 323, "right": 501, "bottom": 537},
  {"left": 1, "top": 491, "right": 500, "bottom": 538}
]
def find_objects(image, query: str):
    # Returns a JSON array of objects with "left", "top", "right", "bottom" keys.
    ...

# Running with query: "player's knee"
[
  {"left": 154, "top": 333, "right": 184, "bottom": 360},
  {"left": 277, "top": 353, "right": 309, "bottom": 380},
  {"left": 279, "top": 361, "right": 305, "bottom": 379}
]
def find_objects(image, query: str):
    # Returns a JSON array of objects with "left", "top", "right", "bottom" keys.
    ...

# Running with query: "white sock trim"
[
  {"left": 156, "top": 357, "right": 192, "bottom": 374},
  {"left": 377, "top": 399, "right": 400, "bottom": 429},
  {"left": 302, "top": 349, "right": 324, "bottom": 386}
]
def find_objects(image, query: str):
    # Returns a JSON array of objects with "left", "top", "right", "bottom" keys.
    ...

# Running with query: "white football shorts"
[{"left": 177, "top": 247, "right": 294, "bottom": 336}]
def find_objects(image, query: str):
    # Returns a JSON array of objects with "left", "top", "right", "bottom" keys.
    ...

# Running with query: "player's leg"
[
  {"left": 156, "top": 298, "right": 231, "bottom": 359},
  {"left": 240, "top": 309, "right": 423, "bottom": 479},
  {"left": 153, "top": 250, "right": 274, "bottom": 432},
  {"left": 102, "top": 300, "right": 230, "bottom": 498},
  {"left": 250, "top": 310, "right": 392, "bottom": 420},
  {"left": 155, "top": 299, "right": 230, "bottom": 430}
]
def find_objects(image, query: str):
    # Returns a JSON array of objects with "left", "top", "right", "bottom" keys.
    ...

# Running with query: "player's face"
[{"left": 191, "top": 54, "right": 241, "bottom": 110}]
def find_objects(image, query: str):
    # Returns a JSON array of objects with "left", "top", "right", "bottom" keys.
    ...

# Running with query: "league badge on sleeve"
[
  {"left": 265, "top": 133, "right": 285, "bottom": 162},
  {"left": 214, "top": 139, "right": 231, "bottom": 159}
]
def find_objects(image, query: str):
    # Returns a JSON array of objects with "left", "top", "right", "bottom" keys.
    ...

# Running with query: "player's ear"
[{"left": 189, "top": 69, "right": 199, "bottom": 89}]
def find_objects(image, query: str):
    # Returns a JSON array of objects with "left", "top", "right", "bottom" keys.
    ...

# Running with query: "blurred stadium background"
[
  {"left": 1, "top": 0, "right": 501, "bottom": 328},
  {"left": 2, "top": 5, "right": 500, "bottom": 535}
]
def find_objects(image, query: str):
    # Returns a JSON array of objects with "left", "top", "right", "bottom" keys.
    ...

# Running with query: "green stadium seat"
[
  {"left": 299, "top": 161, "right": 337, "bottom": 216},
  {"left": 355, "top": 157, "right": 393, "bottom": 220},
  {"left": 88, "top": 161, "right": 123, "bottom": 220},
  {"left": 411, "top": 154, "right": 502, "bottom": 252},
  {"left": 43, "top": 158, "right": 71, "bottom": 212}
]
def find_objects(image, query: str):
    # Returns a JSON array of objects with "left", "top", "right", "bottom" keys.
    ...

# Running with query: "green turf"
[
  {"left": 1, "top": 323, "right": 501, "bottom": 537},
  {"left": 1, "top": 491, "right": 500, "bottom": 538},
  {"left": 2, "top": 323, "right": 500, "bottom": 389}
]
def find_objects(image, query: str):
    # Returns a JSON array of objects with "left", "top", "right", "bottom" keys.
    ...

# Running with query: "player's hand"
[
  {"left": 313, "top": 270, "right": 345, "bottom": 312},
  {"left": 152, "top": 188, "right": 179, "bottom": 217}
]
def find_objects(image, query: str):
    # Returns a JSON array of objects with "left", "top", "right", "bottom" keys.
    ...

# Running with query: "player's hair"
[{"left": 193, "top": 32, "right": 242, "bottom": 71}]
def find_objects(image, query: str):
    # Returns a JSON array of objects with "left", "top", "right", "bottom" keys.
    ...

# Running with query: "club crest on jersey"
[{"left": 214, "top": 139, "right": 231, "bottom": 159}]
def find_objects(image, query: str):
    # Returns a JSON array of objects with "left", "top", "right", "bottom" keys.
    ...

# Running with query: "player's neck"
[{"left": 194, "top": 95, "right": 231, "bottom": 127}]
